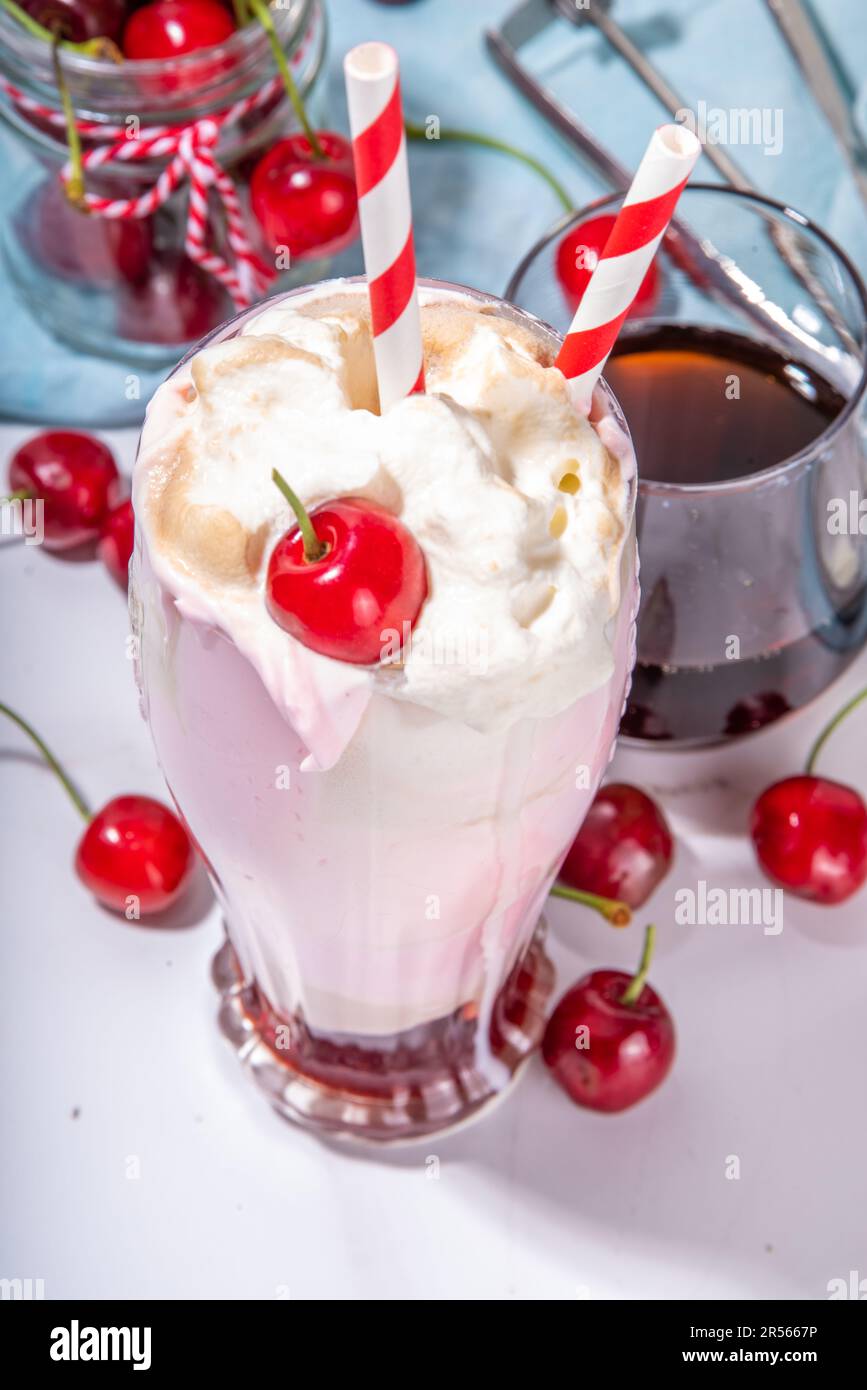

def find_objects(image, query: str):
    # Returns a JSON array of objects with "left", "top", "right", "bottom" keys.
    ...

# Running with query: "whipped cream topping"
[{"left": 134, "top": 284, "right": 633, "bottom": 770}]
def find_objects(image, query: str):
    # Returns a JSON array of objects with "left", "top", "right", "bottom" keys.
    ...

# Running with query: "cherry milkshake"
[{"left": 131, "top": 279, "right": 637, "bottom": 1142}]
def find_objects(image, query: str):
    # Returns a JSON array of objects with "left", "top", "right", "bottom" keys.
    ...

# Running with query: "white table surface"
[{"left": 2, "top": 420, "right": 866, "bottom": 1301}]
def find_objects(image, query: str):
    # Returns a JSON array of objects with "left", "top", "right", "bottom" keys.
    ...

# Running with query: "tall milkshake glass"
[{"left": 131, "top": 278, "right": 638, "bottom": 1143}]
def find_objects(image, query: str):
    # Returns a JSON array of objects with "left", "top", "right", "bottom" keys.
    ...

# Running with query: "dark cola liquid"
[
  {"left": 603, "top": 326, "right": 865, "bottom": 742},
  {"left": 605, "top": 324, "right": 846, "bottom": 484}
]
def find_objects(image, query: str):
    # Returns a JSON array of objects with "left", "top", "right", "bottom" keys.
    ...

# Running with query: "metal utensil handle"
[
  {"left": 763, "top": 0, "right": 867, "bottom": 213},
  {"left": 487, "top": 1, "right": 858, "bottom": 363},
  {"left": 578, "top": 3, "right": 752, "bottom": 191},
  {"left": 569, "top": 0, "right": 856, "bottom": 350},
  {"left": 485, "top": 26, "right": 633, "bottom": 190}
]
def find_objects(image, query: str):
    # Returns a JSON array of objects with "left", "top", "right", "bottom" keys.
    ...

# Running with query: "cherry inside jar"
[{"left": 0, "top": 0, "right": 329, "bottom": 366}]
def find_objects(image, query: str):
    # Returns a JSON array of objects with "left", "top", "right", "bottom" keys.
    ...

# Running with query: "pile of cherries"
[
  {"left": 543, "top": 729, "right": 867, "bottom": 1114},
  {"left": 546, "top": 217, "right": 865, "bottom": 1116},
  {"left": 13, "top": 0, "right": 359, "bottom": 343},
  {"left": 3, "top": 424, "right": 195, "bottom": 917},
  {"left": 20, "top": 0, "right": 232, "bottom": 53}
]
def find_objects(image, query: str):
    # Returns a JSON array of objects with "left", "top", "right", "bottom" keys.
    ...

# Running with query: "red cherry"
[
  {"left": 0, "top": 704, "right": 195, "bottom": 920},
  {"left": 116, "top": 251, "right": 229, "bottom": 345},
  {"left": 619, "top": 700, "right": 672, "bottom": 742},
  {"left": 122, "top": 0, "right": 235, "bottom": 59},
  {"left": 21, "top": 0, "right": 127, "bottom": 43},
  {"left": 750, "top": 775, "right": 867, "bottom": 905},
  {"left": 559, "top": 783, "right": 674, "bottom": 909},
  {"left": 98, "top": 498, "right": 135, "bottom": 588},
  {"left": 8, "top": 431, "right": 120, "bottom": 551},
  {"left": 75, "top": 795, "right": 194, "bottom": 915},
  {"left": 24, "top": 181, "right": 153, "bottom": 289},
  {"left": 266, "top": 472, "right": 427, "bottom": 665},
  {"left": 556, "top": 214, "right": 659, "bottom": 317},
  {"left": 725, "top": 690, "right": 791, "bottom": 737},
  {"left": 543, "top": 926, "right": 675, "bottom": 1113},
  {"left": 250, "top": 132, "right": 359, "bottom": 262}
]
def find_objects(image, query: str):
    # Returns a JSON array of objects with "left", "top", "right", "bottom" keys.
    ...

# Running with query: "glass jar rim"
[
  {"left": 0, "top": 0, "right": 317, "bottom": 120},
  {"left": 505, "top": 182, "right": 867, "bottom": 498}
]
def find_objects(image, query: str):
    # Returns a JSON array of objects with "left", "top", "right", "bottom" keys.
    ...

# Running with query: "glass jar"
[{"left": 0, "top": 0, "right": 331, "bottom": 366}]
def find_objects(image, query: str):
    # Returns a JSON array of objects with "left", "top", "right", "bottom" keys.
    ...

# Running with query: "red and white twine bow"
[{"left": 1, "top": 70, "right": 288, "bottom": 310}]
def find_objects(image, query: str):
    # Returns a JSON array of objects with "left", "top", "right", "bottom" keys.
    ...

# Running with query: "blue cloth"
[{"left": 2, "top": 0, "right": 866, "bottom": 425}]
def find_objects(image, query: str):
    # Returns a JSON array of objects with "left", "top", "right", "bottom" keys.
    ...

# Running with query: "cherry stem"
[
  {"left": 248, "top": 0, "right": 325, "bottom": 159},
  {"left": 271, "top": 468, "right": 327, "bottom": 563},
  {"left": 404, "top": 121, "right": 572, "bottom": 212},
  {"left": 51, "top": 36, "right": 86, "bottom": 208},
  {"left": 549, "top": 882, "right": 632, "bottom": 927},
  {"left": 2, "top": 489, "right": 32, "bottom": 502},
  {"left": 621, "top": 924, "right": 656, "bottom": 1007},
  {"left": 232, "top": 0, "right": 249, "bottom": 25},
  {"left": 0, "top": 0, "right": 122, "bottom": 57},
  {"left": 0, "top": 701, "right": 91, "bottom": 822},
  {"left": 805, "top": 685, "right": 867, "bottom": 776}
]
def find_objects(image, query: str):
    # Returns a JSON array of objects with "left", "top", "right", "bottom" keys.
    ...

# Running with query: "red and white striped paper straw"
[
  {"left": 344, "top": 42, "right": 425, "bottom": 411},
  {"left": 556, "top": 124, "right": 702, "bottom": 403}
]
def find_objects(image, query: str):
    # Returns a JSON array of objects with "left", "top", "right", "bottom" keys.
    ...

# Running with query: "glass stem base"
[{"left": 211, "top": 922, "right": 555, "bottom": 1145}]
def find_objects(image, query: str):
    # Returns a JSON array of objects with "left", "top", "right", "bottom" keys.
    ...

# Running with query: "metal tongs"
[
  {"left": 487, "top": 0, "right": 860, "bottom": 368},
  {"left": 763, "top": 0, "right": 867, "bottom": 212}
]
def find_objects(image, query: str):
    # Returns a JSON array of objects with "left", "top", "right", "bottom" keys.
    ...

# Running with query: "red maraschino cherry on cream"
[
  {"left": 265, "top": 469, "right": 427, "bottom": 666},
  {"left": 261, "top": 43, "right": 431, "bottom": 665}
]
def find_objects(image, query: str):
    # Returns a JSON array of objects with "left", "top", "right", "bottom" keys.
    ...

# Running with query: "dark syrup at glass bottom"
[
  {"left": 622, "top": 636, "right": 861, "bottom": 743},
  {"left": 603, "top": 326, "right": 865, "bottom": 742}
]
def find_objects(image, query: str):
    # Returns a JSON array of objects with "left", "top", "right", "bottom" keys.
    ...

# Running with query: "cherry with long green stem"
[
  {"left": 542, "top": 923, "right": 676, "bottom": 1113},
  {"left": 0, "top": 700, "right": 90, "bottom": 818},
  {"left": 246, "top": 0, "right": 366, "bottom": 263},
  {"left": 248, "top": 31, "right": 359, "bottom": 265},
  {"left": 751, "top": 684, "right": 867, "bottom": 906},
  {"left": 1, "top": 0, "right": 122, "bottom": 207},
  {"left": 0, "top": 701, "right": 194, "bottom": 917}
]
